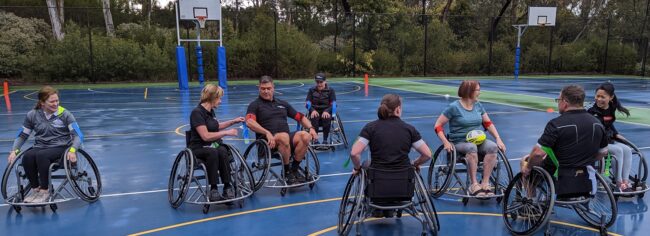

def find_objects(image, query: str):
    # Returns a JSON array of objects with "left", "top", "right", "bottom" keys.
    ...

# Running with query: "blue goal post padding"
[
  {"left": 218, "top": 46, "right": 228, "bottom": 89},
  {"left": 176, "top": 46, "right": 189, "bottom": 90}
]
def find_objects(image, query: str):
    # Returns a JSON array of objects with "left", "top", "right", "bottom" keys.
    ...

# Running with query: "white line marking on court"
[
  {"left": 0, "top": 157, "right": 526, "bottom": 207},
  {"left": 639, "top": 146, "right": 649, "bottom": 150}
]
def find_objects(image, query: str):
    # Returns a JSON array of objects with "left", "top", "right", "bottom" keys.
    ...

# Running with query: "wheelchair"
[
  {"left": 338, "top": 166, "right": 440, "bottom": 236},
  {"left": 1, "top": 147, "right": 102, "bottom": 213},
  {"left": 595, "top": 137, "right": 649, "bottom": 200},
  {"left": 427, "top": 144, "right": 513, "bottom": 205},
  {"left": 502, "top": 165, "right": 617, "bottom": 236},
  {"left": 167, "top": 131, "right": 255, "bottom": 214},
  {"left": 242, "top": 137, "right": 320, "bottom": 196},
  {"left": 301, "top": 101, "right": 349, "bottom": 151}
]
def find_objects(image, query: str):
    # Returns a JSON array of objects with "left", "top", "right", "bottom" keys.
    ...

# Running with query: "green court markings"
[
  {"left": 6, "top": 74, "right": 648, "bottom": 90},
  {"left": 363, "top": 79, "right": 650, "bottom": 126}
]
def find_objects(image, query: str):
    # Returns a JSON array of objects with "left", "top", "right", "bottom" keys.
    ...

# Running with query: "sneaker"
[
  {"left": 222, "top": 186, "right": 235, "bottom": 199},
  {"left": 292, "top": 169, "right": 306, "bottom": 183},
  {"left": 284, "top": 171, "right": 296, "bottom": 185},
  {"left": 32, "top": 191, "right": 50, "bottom": 203},
  {"left": 313, "top": 140, "right": 321, "bottom": 145},
  {"left": 22, "top": 189, "right": 39, "bottom": 203},
  {"left": 209, "top": 189, "right": 222, "bottom": 202}
]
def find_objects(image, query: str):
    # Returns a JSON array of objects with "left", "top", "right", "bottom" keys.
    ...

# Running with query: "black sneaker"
[
  {"left": 293, "top": 168, "right": 306, "bottom": 183},
  {"left": 209, "top": 189, "right": 222, "bottom": 202},
  {"left": 223, "top": 186, "right": 235, "bottom": 199},
  {"left": 285, "top": 171, "right": 297, "bottom": 185}
]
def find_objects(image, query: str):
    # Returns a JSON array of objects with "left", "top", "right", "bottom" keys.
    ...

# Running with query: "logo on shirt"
[
  {"left": 277, "top": 105, "right": 285, "bottom": 109},
  {"left": 603, "top": 116, "right": 613, "bottom": 122},
  {"left": 52, "top": 118, "right": 65, "bottom": 128}
]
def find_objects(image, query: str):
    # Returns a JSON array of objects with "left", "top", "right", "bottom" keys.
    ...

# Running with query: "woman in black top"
[
  {"left": 189, "top": 84, "right": 244, "bottom": 201},
  {"left": 587, "top": 82, "right": 634, "bottom": 192},
  {"left": 350, "top": 94, "right": 431, "bottom": 174}
]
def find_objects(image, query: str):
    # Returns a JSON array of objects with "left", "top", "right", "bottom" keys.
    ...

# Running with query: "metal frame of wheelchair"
[
  {"left": 168, "top": 143, "right": 255, "bottom": 214},
  {"left": 1, "top": 147, "right": 102, "bottom": 213},
  {"left": 337, "top": 167, "right": 440, "bottom": 236},
  {"left": 427, "top": 145, "right": 513, "bottom": 205},
  {"left": 301, "top": 102, "right": 349, "bottom": 151},
  {"left": 595, "top": 137, "right": 649, "bottom": 200},
  {"left": 502, "top": 166, "right": 617, "bottom": 236},
  {"left": 242, "top": 139, "right": 320, "bottom": 196}
]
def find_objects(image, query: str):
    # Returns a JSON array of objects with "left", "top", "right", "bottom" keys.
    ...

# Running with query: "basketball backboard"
[
  {"left": 528, "top": 7, "right": 557, "bottom": 26},
  {"left": 178, "top": 0, "right": 221, "bottom": 21}
]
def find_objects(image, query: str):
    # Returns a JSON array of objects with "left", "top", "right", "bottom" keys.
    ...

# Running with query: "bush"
[{"left": 0, "top": 10, "right": 50, "bottom": 78}]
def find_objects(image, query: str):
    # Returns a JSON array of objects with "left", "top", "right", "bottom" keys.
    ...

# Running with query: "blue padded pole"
[
  {"left": 195, "top": 45, "right": 205, "bottom": 86},
  {"left": 176, "top": 46, "right": 189, "bottom": 90},
  {"left": 514, "top": 46, "right": 521, "bottom": 81},
  {"left": 217, "top": 46, "right": 228, "bottom": 89}
]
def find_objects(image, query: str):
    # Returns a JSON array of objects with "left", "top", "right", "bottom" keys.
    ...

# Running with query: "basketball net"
[{"left": 197, "top": 16, "right": 207, "bottom": 28}]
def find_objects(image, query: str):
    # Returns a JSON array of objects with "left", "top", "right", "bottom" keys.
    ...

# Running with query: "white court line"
[{"left": 0, "top": 157, "right": 527, "bottom": 207}]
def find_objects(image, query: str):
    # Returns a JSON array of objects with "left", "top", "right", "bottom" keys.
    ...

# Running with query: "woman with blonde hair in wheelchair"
[
  {"left": 350, "top": 94, "right": 431, "bottom": 176},
  {"left": 433, "top": 80, "right": 506, "bottom": 197},
  {"left": 189, "top": 84, "right": 244, "bottom": 201},
  {"left": 7, "top": 86, "right": 82, "bottom": 203}
]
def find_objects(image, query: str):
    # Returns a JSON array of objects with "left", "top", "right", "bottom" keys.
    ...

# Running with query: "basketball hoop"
[
  {"left": 196, "top": 16, "right": 207, "bottom": 28},
  {"left": 537, "top": 16, "right": 548, "bottom": 28}
]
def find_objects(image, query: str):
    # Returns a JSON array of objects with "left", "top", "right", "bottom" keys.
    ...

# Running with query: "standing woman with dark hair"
[
  {"left": 189, "top": 84, "right": 245, "bottom": 201},
  {"left": 433, "top": 80, "right": 506, "bottom": 197},
  {"left": 7, "top": 86, "right": 82, "bottom": 203},
  {"left": 350, "top": 94, "right": 431, "bottom": 174},
  {"left": 588, "top": 82, "right": 634, "bottom": 192}
]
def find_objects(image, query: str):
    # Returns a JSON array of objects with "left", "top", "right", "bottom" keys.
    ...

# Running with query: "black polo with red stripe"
[{"left": 246, "top": 96, "right": 303, "bottom": 136}]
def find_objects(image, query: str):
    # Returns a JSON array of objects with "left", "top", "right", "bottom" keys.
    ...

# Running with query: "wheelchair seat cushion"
[
  {"left": 365, "top": 167, "right": 415, "bottom": 199},
  {"left": 555, "top": 166, "right": 593, "bottom": 197}
]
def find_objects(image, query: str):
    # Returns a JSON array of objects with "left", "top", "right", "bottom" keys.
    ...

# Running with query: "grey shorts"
[{"left": 454, "top": 139, "right": 499, "bottom": 160}]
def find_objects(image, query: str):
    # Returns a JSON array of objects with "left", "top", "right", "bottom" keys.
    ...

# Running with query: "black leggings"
[
  {"left": 309, "top": 111, "right": 332, "bottom": 140},
  {"left": 192, "top": 145, "right": 232, "bottom": 187},
  {"left": 22, "top": 147, "right": 67, "bottom": 189}
]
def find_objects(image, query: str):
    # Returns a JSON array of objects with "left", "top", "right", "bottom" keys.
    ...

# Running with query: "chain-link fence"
[{"left": 2, "top": 4, "right": 649, "bottom": 82}]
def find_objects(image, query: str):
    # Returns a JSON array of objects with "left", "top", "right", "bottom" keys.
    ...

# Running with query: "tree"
[
  {"left": 101, "top": 0, "right": 115, "bottom": 37},
  {"left": 46, "top": 0, "right": 65, "bottom": 40}
]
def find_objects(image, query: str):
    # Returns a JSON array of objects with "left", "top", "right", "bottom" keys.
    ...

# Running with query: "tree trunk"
[
  {"left": 440, "top": 0, "right": 453, "bottom": 23},
  {"left": 57, "top": 0, "right": 64, "bottom": 25},
  {"left": 102, "top": 0, "right": 115, "bottom": 37},
  {"left": 46, "top": 0, "right": 65, "bottom": 40}
]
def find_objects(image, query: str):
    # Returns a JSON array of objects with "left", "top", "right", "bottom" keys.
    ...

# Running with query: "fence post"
[
  {"left": 87, "top": 10, "right": 95, "bottom": 82},
  {"left": 488, "top": 17, "right": 495, "bottom": 76},
  {"left": 352, "top": 12, "right": 356, "bottom": 77},
  {"left": 603, "top": 18, "right": 611, "bottom": 74},
  {"left": 334, "top": 1, "right": 338, "bottom": 51},
  {"left": 548, "top": 27, "right": 554, "bottom": 75},
  {"left": 274, "top": 10, "right": 279, "bottom": 79},
  {"left": 642, "top": 37, "right": 648, "bottom": 76},
  {"left": 422, "top": 0, "right": 428, "bottom": 77}
]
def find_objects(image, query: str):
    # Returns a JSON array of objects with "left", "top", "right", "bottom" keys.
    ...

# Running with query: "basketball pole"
[{"left": 513, "top": 24, "right": 527, "bottom": 81}]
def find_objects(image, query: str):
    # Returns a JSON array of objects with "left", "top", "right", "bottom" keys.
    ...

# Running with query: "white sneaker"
[
  {"left": 23, "top": 189, "right": 39, "bottom": 203},
  {"left": 32, "top": 191, "right": 50, "bottom": 203}
]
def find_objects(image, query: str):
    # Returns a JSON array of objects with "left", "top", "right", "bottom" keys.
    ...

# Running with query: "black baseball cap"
[{"left": 315, "top": 73, "right": 326, "bottom": 82}]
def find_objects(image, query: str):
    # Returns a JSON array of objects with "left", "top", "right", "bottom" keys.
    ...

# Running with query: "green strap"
[
  {"left": 540, "top": 146, "right": 559, "bottom": 178},
  {"left": 604, "top": 153, "right": 612, "bottom": 177}
]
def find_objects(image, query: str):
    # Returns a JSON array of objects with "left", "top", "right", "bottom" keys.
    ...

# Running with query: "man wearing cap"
[{"left": 306, "top": 73, "right": 337, "bottom": 144}]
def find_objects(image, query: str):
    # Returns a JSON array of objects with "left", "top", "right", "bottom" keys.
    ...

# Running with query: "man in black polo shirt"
[
  {"left": 306, "top": 73, "right": 337, "bottom": 144},
  {"left": 246, "top": 76, "right": 318, "bottom": 183},
  {"left": 521, "top": 85, "right": 608, "bottom": 180}
]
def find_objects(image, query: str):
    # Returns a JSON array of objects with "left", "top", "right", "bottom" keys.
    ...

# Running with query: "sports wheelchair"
[
  {"left": 2, "top": 147, "right": 102, "bottom": 213},
  {"left": 338, "top": 166, "right": 440, "bottom": 236},
  {"left": 502, "top": 164, "right": 617, "bottom": 236},
  {"left": 242, "top": 136, "right": 320, "bottom": 196},
  {"left": 168, "top": 131, "right": 255, "bottom": 214},
  {"left": 427, "top": 144, "right": 513, "bottom": 205},
  {"left": 299, "top": 101, "right": 349, "bottom": 151},
  {"left": 595, "top": 137, "right": 648, "bottom": 200}
]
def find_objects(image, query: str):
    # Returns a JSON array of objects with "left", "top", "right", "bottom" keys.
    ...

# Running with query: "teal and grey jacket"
[{"left": 12, "top": 106, "right": 83, "bottom": 152}]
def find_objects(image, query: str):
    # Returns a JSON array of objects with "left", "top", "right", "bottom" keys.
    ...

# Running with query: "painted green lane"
[{"left": 363, "top": 79, "right": 650, "bottom": 126}]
